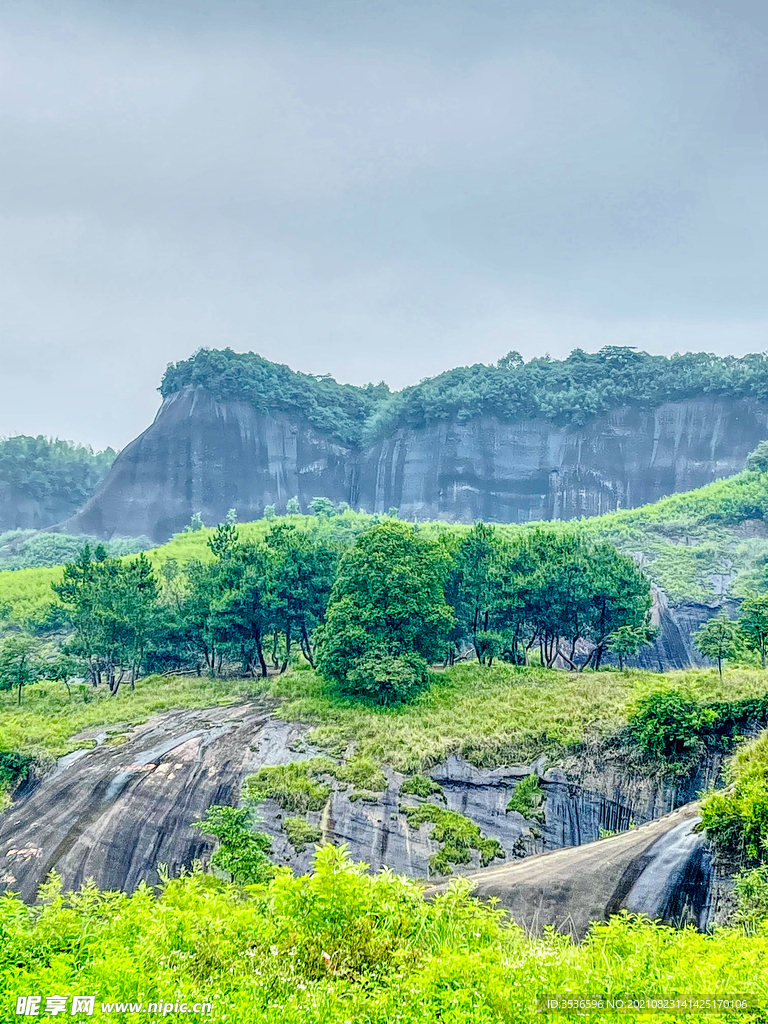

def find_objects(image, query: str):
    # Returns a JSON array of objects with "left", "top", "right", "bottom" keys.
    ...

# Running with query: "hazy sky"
[{"left": 2, "top": 0, "right": 768, "bottom": 450}]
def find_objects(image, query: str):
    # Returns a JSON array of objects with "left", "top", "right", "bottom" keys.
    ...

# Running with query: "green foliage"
[
  {"left": 0, "top": 531, "right": 150, "bottom": 571},
  {"left": 740, "top": 593, "right": 768, "bottom": 668},
  {"left": 162, "top": 348, "right": 768, "bottom": 455},
  {"left": 243, "top": 758, "right": 336, "bottom": 812},
  {"left": 400, "top": 774, "right": 444, "bottom": 798},
  {"left": 0, "top": 632, "right": 43, "bottom": 704},
  {"left": 734, "top": 864, "right": 768, "bottom": 930},
  {"left": 400, "top": 802, "right": 504, "bottom": 875},
  {"left": 609, "top": 623, "right": 659, "bottom": 669},
  {"left": 701, "top": 732, "right": 768, "bottom": 864},
  {"left": 368, "top": 347, "right": 768, "bottom": 439},
  {"left": 0, "top": 434, "right": 116, "bottom": 529},
  {"left": 192, "top": 804, "right": 273, "bottom": 884},
  {"left": 694, "top": 611, "right": 742, "bottom": 679},
  {"left": 1, "top": 848, "right": 767, "bottom": 1022},
  {"left": 629, "top": 690, "right": 707, "bottom": 761},
  {"left": 317, "top": 521, "right": 453, "bottom": 698},
  {"left": 747, "top": 440, "right": 768, "bottom": 473},
  {"left": 334, "top": 755, "right": 386, "bottom": 792},
  {"left": 282, "top": 816, "right": 322, "bottom": 853},
  {"left": 0, "top": 749, "right": 35, "bottom": 788},
  {"left": 52, "top": 546, "right": 159, "bottom": 691},
  {"left": 343, "top": 651, "right": 431, "bottom": 704},
  {"left": 160, "top": 347, "right": 390, "bottom": 447},
  {"left": 286, "top": 497, "right": 301, "bottom": 514},
  {"left": 506, "top": 773, "right": 546, "bottom": 822}
]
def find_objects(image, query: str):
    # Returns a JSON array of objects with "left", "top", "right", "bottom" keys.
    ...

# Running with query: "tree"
[
  {"left": 263, "top": 505, "right": 276, "bottom": 520},
  {"left": 309, "top": 497, "right": 336, "bottom": 518},
  {"left": 694, "top": 612, "right": 741, "bottom": 680},
  {"left": 317, "top": 521, "right": 453, "bottom": 701},
  {"left": 0, "top": 633, "right": 41, "bottom": 704},
  {"left": 52, "top": 547, "right": 160, "bottom": 692},
  {"left": 739, "top": 593, "right": 768, "bottom": 668},
  {"left": 747, "top": 440, "right": 768, "bottom": 473},
  {"left": 262, "top": 524, "right": 339, "bottom": 670},
  {"left": 193, "top": 805, "right": 273, "bottom": 884},
  {"left": 286, "top": 497, "right": 300, "bottom": 515},
  {"left": 447, "top": 522, "right": 505, "bottom": 665},
  {"left": 608, "top": 623, "right": 658, "bottom": 670}
]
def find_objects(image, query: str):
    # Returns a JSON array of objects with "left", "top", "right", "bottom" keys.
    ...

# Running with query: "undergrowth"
[{"left": 400, "top": 801, "right": 504, "bottom": 875}]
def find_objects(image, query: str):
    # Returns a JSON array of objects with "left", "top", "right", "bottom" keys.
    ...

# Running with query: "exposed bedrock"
[
  {"left": 61, "top": 389, "right": 768, "bottom": 542},
  {"left": 0, "top": 702, "right": 723, "bottom": 933},
  {"left": 427, "top": 804, "right": 713, "bottom": 939}
]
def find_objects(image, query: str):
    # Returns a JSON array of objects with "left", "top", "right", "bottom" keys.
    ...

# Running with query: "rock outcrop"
[
  {"left": 61, "top": 389, "right": 768, "bottom": 543},
  {"left": 0, "top": 700, "right": 724, "bottom": 932}
]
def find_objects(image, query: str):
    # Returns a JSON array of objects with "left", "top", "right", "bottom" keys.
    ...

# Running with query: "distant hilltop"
[{"left": 56, "top": 346, "right": 768, "bottom": 542}]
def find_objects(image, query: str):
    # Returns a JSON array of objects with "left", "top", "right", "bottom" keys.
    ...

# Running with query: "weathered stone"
[{"left": 60, "top": 389, "right": 768, "bottom": 542}]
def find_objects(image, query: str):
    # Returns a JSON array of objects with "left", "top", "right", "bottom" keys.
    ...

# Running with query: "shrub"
[
  {"left": 0, "top": 749, "right": 36, "bottom": 788},
  {"left": 342, "top": 652, "right": 430, "bottom": 705},
  {"left": 192, "top": 805, "right": 273, "bottom": 884},
  {"left": 629, "top": 689, "right": 705, "bottom": 761},
  {"left": 282, "top": 816, "right": 322, "bottom": 853},
  {"left": 506, "top": 773, "right": 546, "bottom": 823}
]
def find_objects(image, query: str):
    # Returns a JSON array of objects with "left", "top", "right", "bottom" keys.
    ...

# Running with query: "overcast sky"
[{"left": 2, "top": 0, "right": 768, "bottom": 450}]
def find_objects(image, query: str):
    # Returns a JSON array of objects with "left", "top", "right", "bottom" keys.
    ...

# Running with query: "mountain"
[
  {"left": 61, "top": 347, "right": 768, "bottom": 542},
  {"left": 0, "top": 435, "right": 116, "bottom": 533}
]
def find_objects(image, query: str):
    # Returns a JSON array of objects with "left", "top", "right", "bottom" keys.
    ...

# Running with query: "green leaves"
[
  {"left": 316, "top": 521, "right": 453, "bottom": 702},
  {"left": 193, "top": 805, "right": 273, "bottom": 885}
]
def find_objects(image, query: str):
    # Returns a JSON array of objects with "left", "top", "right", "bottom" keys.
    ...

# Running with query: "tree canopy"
[{"left": 0, "top": 435, "right": 117, "bottom": 530}]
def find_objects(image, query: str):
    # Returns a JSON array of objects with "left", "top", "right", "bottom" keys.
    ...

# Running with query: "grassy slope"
[
  {"left": 3, "top": 468, "right": 768, "bottom": 624},
  {"left": 4, "top": 661, "right": 767, "bottom": 774}
]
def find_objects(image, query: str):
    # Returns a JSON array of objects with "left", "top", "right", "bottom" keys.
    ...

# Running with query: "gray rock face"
[
  {"left": 428, "top": 803, "right": 713, "bottom": 938},
  {"left": 0, "top": 700, "right": 724, "bottom": 932},
  {"left": 61, "top": 389, "right": 768, "bottom": 542}
]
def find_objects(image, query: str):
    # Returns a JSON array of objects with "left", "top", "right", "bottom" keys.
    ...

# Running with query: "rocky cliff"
[
  {"left": 0, "top": 699, "right": 727, "bottom": 933},
  {"left": 62, "top": 388, "right": 768, "bottom": 543}
]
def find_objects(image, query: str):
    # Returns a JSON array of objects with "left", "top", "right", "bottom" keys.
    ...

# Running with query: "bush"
[
  {"left": 192, "top": 805, "right": 273, "bottom": 884},
  {"left": 342, "top": 652, "right": 430, "bottom": 705},
  {"left": 506, "top": 773, "right": 546, "bottom": 822},
  {"left": 282, "top": 816, "right": 322, "bottom": 853},
  {"left": 0, "top": 749, "right": 35, "bottom": 788},
  {"left": 629, "top": 689, "right": 706, "bottom": 761}
]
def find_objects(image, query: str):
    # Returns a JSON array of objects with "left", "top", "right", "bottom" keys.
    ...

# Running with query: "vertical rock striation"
[{"left": 61, "top": 390, "right": 768, "bottom": 542}]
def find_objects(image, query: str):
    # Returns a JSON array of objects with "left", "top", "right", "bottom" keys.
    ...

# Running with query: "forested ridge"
[
  {"left": 0, "top": 435, "right": 116, "bottom": 531},
  {"left": 160, "top": 346, "right": 768, "bottom": 446}
]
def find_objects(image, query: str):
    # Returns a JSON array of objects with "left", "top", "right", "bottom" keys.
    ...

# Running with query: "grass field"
[{"left": 3, "top": 660, "right": 766, "bottom": 775}]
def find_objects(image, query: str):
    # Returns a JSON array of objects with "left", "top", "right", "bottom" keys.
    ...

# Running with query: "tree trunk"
[
  {"left": 300, "top": 621, "right": 315, "bottom": 668},
  {"left": 254, "top": 633, "right": 268, "bottom": 678},
  {"left": 280, "top": 624, "right": 291, "bottom": 674}
]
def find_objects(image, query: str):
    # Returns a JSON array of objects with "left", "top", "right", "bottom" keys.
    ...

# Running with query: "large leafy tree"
[{"left": 317, "top": 521, "right": 453, "bottom": 700}]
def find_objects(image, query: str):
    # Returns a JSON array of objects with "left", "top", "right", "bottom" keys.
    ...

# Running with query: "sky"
[{"left": 2, "top": 0, "right": 768, "bottom": 450}]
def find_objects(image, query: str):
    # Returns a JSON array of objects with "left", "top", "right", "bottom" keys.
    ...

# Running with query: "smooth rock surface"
[
  {"left": 61, "top": 389, "right": 768, "bottom": 542},
  {"left": 426, "top": 803, "right": 712, "bottom": 938}
]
